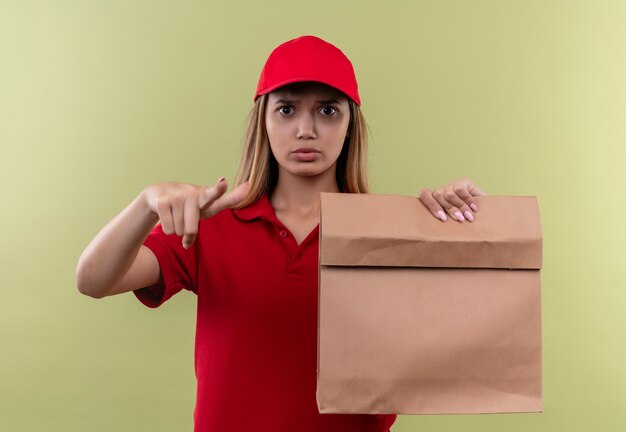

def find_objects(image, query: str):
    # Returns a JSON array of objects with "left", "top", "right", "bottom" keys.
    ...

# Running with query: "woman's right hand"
[{"left": 141, "top": 178, "right": 251, "bottom": 249}]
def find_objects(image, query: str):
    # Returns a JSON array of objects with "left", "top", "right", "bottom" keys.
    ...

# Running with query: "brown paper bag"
[{"left": 316, "top": 192, "right": 542, "bottom": 414}]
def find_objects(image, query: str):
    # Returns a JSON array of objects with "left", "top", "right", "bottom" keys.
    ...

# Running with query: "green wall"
[{"left": 1, "top": 1, "right": 624, "bottom": 430}]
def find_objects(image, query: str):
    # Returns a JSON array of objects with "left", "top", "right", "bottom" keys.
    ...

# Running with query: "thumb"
[
  {"left": 198, "top": 177, "right": 229, "bottom": 211},
  {"left": 218, "top": 180, "right": 252, "bottom": 209},
  {"left": 469, "top": 183, "right": 486, "bottom": 196},
  {"left": 200, "top": 179, "right": 251, "bottom": 217}
]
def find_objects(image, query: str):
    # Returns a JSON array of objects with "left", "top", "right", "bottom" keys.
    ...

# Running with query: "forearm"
[{"left": 76, "top": 189, "right": 159, "bottom": 298}]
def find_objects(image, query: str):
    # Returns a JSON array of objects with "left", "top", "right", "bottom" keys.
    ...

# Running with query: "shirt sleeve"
[{"left": 132, "top": 223, "right": 199, "bottom": 308}]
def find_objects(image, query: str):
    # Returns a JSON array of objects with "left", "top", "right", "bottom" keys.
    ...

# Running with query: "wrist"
[{"left": 136, "top": 188, "right": 160, "bottom": 227}]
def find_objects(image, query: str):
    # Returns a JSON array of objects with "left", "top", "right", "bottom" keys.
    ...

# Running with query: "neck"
[{"left": 269, "top": 167, "right": 340, "bottom": 218}]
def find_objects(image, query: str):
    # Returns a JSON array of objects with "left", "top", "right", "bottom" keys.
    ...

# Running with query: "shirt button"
[
  {"left": 279, "top": 230, "right": 288, "bottom": 238},
  {"left": 287, "top": 253, "right": 294, "bottom": 262}
]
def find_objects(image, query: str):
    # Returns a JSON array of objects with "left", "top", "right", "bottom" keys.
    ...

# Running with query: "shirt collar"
[{"left": 233, "top": 192, "right": 274, "bottom": 222}]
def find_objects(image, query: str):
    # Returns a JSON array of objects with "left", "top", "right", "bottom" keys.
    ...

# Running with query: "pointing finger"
[
  {"left": 182, "top": 196, "right": 199, "bottom": 249},
  {"left": 418, "top": 188, "right": 447, "bottom": 221}
]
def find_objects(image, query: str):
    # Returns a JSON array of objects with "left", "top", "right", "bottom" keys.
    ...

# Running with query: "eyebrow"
[{"left": 273, "top": 98, "right": 342, "bottom": 105}]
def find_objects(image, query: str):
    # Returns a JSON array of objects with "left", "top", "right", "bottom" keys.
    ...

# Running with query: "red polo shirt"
[{"left": 133, "top": 191, "right": 397, "bottom": 431}]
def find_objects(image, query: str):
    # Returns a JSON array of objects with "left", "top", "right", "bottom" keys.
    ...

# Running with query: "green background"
[{"left": 1, "top": 0, "right": 624, "bottom": 430}]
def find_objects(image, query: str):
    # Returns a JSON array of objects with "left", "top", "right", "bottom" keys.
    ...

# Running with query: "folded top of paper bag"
[{"left": 319, "top": 193, "right": 542, "bottom": 269}]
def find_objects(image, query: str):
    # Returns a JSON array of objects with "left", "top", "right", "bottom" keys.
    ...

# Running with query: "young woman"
[{"left": 76, "top": 35, "right": 485, "bottom": 432}]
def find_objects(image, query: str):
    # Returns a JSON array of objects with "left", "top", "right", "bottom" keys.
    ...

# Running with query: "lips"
[{"left": 293, "top": 148, "right": 319, "bottom": 153}]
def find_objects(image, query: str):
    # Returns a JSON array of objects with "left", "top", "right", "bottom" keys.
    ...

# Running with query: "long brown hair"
[{"left": 232, "top": 88, "right": 371, "bottom": 209}]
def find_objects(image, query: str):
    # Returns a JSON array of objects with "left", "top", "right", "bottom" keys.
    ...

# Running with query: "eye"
[
  {"left": 277, "top": 106, "right": 293, "bottom": 115},
  {"left": 321, "top": 105, "right": 337, "bottom": 117}
]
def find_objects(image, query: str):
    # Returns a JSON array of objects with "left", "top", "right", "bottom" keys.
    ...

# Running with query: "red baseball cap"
[{"left": 254, "top": 35, "right": 361, "bottom": 106}]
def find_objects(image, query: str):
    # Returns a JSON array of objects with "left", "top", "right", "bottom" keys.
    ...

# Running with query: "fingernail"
[
  {"left": 464, "top": 211, "right": 474, "bottom": 222},
  {"left": 183, "top": 242, "right": 190, "bottom": 249},
  {"left": 470, "top": 203, "right": 478, "bottom": 212},
  {"left": 218, "top": 177, "right": 225, "bottom": 183},
  {"left": 454, "top": 211, "right": 465, "bottom": 221},
  {"left": 436, "top": 210, "right": 447, "bottom": 221}
]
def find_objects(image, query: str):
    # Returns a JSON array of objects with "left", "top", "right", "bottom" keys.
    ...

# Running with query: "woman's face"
[{"left": 265, "top": 82, "right": 351, "bottom": 180}]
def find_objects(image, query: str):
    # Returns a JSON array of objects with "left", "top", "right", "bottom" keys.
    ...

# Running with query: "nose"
[{"left": 296, "top": 112, "right": 317, "bottom": 139}]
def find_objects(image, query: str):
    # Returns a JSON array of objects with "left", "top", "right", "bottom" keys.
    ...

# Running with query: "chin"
[
  {"left": 285, "top": 163, "right": 330, "bottom": 178},
  {"left": 292, "top": 168, "right": 324, "bottom": 177}
]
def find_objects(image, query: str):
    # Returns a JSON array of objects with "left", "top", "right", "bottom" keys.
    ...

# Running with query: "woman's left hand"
[{"left": 419, "top": 177, "right": 486, "bottom": 222}]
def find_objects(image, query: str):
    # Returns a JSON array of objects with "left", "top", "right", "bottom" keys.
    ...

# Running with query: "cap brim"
[{"left": 255, "top": 77, "right": 360, "bottom": 105}]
